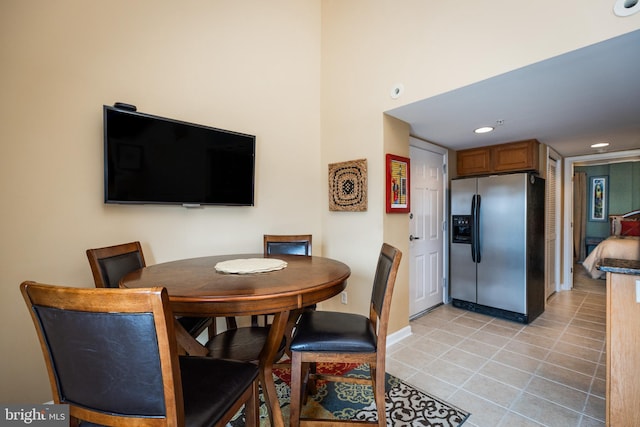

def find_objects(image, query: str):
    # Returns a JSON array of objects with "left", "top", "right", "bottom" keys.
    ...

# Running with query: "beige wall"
[
  {"left": 0, "top": 0, "right": 322, "bottom": 403},
  {"left": 2, "top": 0, "right": 638, "bottom": 404}
]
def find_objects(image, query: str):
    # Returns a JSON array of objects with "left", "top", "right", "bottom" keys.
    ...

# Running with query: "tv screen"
[{"left": 103, "top": 105, "right": 255, "bottom": 206}]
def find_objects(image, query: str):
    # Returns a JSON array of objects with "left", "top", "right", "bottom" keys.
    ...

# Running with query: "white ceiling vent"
[{"left": 614, "top": 0, "right": 640, "bottom": 16}]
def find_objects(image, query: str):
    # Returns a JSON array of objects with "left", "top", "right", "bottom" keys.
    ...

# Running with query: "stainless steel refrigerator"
[{"left": 450, "top": 172, "right": 545, "bottom": 323}]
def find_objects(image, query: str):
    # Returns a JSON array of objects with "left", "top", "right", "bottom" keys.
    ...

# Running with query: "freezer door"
[
  {"left": 450, "top": 178, "right": 477, "bottom": 303},
  {"left": 476, "top": 173, "right": 527, "bottom": 313}
]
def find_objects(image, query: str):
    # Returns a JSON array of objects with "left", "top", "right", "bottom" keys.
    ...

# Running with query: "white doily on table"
[{"left": 214, "top": 258, "right": 287, "bottom": 274}]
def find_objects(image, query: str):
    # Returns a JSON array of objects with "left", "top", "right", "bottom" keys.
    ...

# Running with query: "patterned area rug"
[{"left": 228, "top": 362, "right": 470, "bottom": 426}]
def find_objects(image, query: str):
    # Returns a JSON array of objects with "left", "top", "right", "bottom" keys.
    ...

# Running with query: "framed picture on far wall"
[
  {"left": 385, "top": 154, "right": 410, "bottom": 213},
  {"left": 589, "top": 176, "right": 608, "bottom": 221}
]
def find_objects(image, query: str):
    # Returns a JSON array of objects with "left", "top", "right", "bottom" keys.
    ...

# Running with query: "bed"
[{"left": 582, "top": 209, "right": 640, "bottom": 279}]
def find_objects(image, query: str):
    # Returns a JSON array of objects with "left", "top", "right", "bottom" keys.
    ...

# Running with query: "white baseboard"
[{"left": 386, "top": 325, "right": 412, "bottom": 348}]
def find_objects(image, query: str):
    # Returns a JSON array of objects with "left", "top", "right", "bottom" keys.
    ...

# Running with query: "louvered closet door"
[{"left": 546, "top": 157, "right": 559, "bottom": 299}]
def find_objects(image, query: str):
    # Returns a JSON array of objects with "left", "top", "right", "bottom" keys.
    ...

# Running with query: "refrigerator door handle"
[
  {"left": 475, "top": 194, "right": 482, "bottom": 263},
  {"left": 471, "top": 195, "right": 477, "bottom": 262}
]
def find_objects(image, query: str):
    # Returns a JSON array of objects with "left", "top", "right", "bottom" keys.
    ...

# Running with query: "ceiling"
[{"left": 387, "top": 29, "right": 640, "bottom": 158}]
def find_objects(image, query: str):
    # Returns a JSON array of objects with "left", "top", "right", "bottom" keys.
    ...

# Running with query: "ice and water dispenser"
[{"left": 452, "top": 215, "right": 472, "bottom": 244}]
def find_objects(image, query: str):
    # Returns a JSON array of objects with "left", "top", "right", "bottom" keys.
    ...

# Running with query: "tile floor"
[{"left": 387, "top": 265, "right": 606, "bottom": 427}]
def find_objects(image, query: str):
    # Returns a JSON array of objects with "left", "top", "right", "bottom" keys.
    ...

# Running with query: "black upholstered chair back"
[
  {"left": 34, "top": 305, "right": 166, "bottom": 416},
  {"left": 264, "top": 234, "right": 312, "bottom": 256},
  {"left": 99, "top": 252, "right": 145, "bottom": 288},
  {"left": 370, "top": 243, "right": 398, "bottom": 322},
  {"left": 86, "top": 241, "right": 145, "bottom": 288}
]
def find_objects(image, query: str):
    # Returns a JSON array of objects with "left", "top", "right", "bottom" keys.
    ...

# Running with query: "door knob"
[{"left": 409, "top": 235, "right": 421, "bottom": 241}]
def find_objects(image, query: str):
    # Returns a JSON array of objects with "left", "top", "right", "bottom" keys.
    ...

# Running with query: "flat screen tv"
[{"left": 103, "top": 104, "right": 255, "bottom": 206}]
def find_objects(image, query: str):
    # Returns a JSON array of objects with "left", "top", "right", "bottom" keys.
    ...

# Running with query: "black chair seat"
[
  {"left": 180, "top": 357, "right": 258, "bottom": 427},
  {"left": 206, "top": 326, "right": 286, "bottom": 362},
  {"left": 290, "top": 311, "right": 377, "bottom": 353},
  {"left": 78, "top": 358, "right": 259, "bottom": 427}
]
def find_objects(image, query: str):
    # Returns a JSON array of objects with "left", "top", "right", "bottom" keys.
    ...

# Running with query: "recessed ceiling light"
[
  {"left": 591, "top": 142, "right": 610, "bottom": 148},
  {"left": 474, "top": 126, "right": 494, "bottom": 134}
]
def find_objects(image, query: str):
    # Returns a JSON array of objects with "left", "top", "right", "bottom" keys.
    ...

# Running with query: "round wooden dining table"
[{"left": 120, "top": 253, "right": 350, "bottom": 427}]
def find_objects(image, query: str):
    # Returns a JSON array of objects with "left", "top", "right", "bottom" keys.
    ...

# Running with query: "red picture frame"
[{"left": 385, "top": 154, "right": 410, "bottom": 213}]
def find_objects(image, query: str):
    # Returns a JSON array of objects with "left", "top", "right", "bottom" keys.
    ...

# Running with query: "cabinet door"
[
  {"left": 456, "top": 148, "right": 491, "bottom": 176},
  {"left": 492, "top": 139, "right": 538, "bottom": 173}
]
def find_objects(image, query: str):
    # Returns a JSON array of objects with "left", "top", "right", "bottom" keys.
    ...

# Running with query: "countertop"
[{"left": 598, "top": 258, "right": 640, "bottom": 276}]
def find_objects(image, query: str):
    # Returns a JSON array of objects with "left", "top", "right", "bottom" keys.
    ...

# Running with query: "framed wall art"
[
  {"left": 589, "top": 175, "right": 608, "bottom": 221},
  {"left": 328, "top": 158, "right": 367, "bottom": 212},
  {"left": 386, "top": 154, "right": 410, "bottom": 213}
]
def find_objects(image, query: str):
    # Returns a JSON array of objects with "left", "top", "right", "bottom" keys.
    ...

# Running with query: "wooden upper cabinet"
[
  {"left": 456, "top": 139, "right": 540, "bottom": 177},
  {"left": 457, "top": 148, "right": 491, "bottom": 176},
  {"left": 492, "top": 139, "right": 539, "bottom": 173}
]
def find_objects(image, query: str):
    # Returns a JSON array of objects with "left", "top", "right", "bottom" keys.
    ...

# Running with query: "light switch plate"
[{"left": 636, "top": 280, "right": 640, "bottom": 303}]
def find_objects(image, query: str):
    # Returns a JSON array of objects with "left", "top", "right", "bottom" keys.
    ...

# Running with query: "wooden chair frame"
[
  {"left": 21, "top": 282, "right": 258, "bottom": 427},
  {"left": 264, "top": 234, "right": 314, "bottom": 352},
  {"left": 86, "top": 241, "right": 213, "bottom": 341},
  {"left": 207, "top": 234, "right": 314, "bottom": 363},
  {"left": 263, "top": 234, "right": 312, "bottom": 256},
  {"left": 289, "top": 243, "right": 402, "bottom": 427},
  {"left": 86, "top": 241, "right": 146, "bottom": 288}
]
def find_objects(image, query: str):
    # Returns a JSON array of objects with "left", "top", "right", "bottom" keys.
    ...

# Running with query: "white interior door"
[{"left": 409, "top": 141, "right": 445, "bottom": 317}]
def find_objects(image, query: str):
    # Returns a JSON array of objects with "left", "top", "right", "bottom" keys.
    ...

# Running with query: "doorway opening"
[{"left": 562, "top": 149, "right": 640, "bottom": 290}]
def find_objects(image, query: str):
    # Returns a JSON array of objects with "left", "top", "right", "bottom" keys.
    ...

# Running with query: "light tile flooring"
[{"left": 387, "top": 265, "right": 606, "bottom": 427}]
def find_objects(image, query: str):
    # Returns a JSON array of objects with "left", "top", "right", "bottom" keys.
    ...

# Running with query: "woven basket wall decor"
[{"left": 328, "top": 159, "right": 367, "bottom": 211}]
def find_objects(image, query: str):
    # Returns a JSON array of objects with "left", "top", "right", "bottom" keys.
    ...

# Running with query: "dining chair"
[
  {"left": 86, "top": 241, "right": 214, "bottom": 340},
  {"left": 263, "top": 234, "right": 312, "bottom": 257},
  {"left": 204, "top": 235, "right": 313, "bottom": 362},
  {"left": 259, "top": 234, "right": 314, "bottom": 326},
  {"left": 20, "top": 281, "right": 259, "bottom": 427},
  {"left": 288, "top": 243, "right": 402, "bottom": 427}
]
